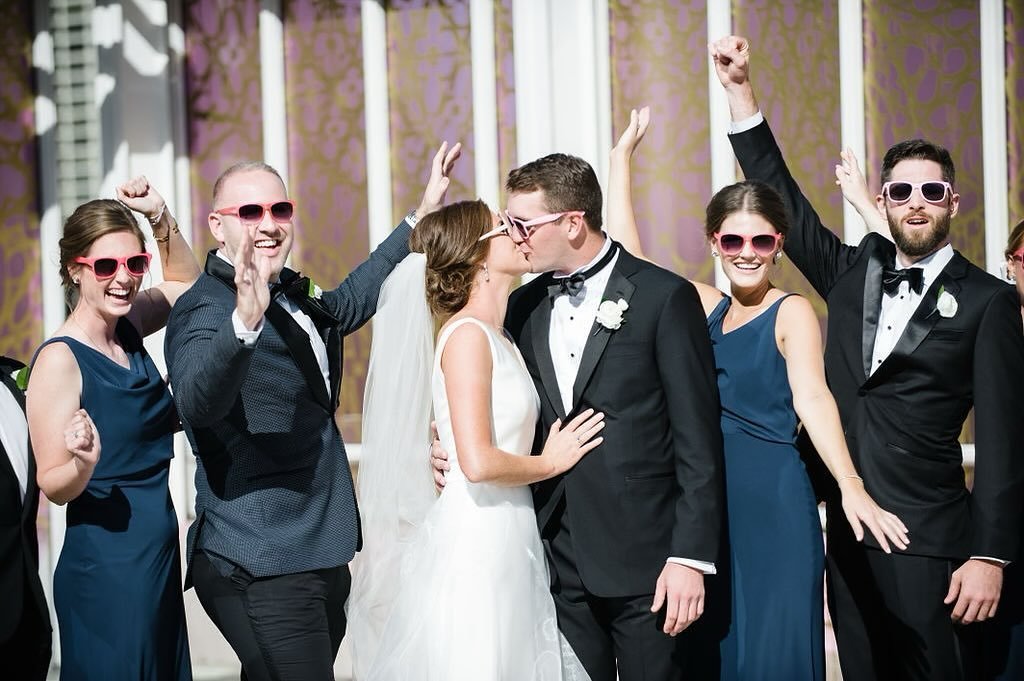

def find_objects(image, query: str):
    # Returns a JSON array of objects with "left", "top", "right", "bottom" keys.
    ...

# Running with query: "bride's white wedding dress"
[{"left": 355, "top": 312, "right": 589, "bottom": 681}]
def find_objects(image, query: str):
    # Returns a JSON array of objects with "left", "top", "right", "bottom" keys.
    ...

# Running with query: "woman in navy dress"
[
  {"left": 608, "top": 109, "right": 909, "bottom": 679},
  {"left": 27, "top": 178, "right": 199, "bottom": 680}
]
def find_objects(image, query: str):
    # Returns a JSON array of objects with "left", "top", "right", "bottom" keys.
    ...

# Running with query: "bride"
[{"left": 348, "top": 198, "right": 603, "bottom": 680}]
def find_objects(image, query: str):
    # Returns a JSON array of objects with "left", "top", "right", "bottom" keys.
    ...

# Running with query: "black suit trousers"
[
  {"left": 544, "top": 502, "right": 687, "bottom": 681},
  {"left": 0, "top": 566, "right": 51, "bottom": 681},
  {"left": 826, "top": 510, "right": 980, "bottom": 681},
  {"left": 191, "top": 551, "right": 350, "bottom": 681}
]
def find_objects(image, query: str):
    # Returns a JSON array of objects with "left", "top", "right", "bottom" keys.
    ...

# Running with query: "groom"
[{"left": 439, "top": 153, "right": 725, "bottom": 680}]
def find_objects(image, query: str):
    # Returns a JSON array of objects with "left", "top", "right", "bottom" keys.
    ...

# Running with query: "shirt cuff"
[
  {"left": 232, "top": 310, "right": 262, "bottom": 346},
  {"left": 667, "top": 557, "right": 717, "bottom": 575},
  {"left": 728, "top": 110, "right": 764, "bottom": 135},
  {"left": 970, "top": 556, "right": 1010, "bottom": 567}
]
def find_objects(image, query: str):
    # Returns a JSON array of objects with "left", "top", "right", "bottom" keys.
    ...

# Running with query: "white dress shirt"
[
  {"left": 870, "top": 244, "right": 953, "bottom": 372},
  {"left": 0, "top": 376, "right": 29, "bottom": 502},
  {"left": 548, "top": 239, "right": 716, "bottom": 575},
  {"left": 219, "top": 250, "right": 331, "bottom": 395}
]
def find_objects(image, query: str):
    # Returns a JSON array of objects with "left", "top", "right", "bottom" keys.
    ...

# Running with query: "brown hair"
[
  {"left": 409, "top": 200, "right": 492, "bottom": 317},
  {"left": 59, "top": 199, "right": 146, "bottom": 309},
  {"left": 881, "top": 138, "right": 955, "bottom": 185},
  {"left": 704, "top": 180, "right": 790, "bottom": 239},
  {"left": 505, "top": 153, "right": 603, "bottom": 231},
  {"left": 1006, "top": 219, "right": 1024, "bottom": 257},
  {"left": 212, "top": 161, "right": 286, "bottom": 206}
]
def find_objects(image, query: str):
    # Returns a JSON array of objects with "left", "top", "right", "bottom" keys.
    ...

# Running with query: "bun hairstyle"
[
  {"left": 409, "top": 199, "right": 492, "bottom": 318},
  {"left": 59, "top": 198, "right": 146, "bottom": 310}
]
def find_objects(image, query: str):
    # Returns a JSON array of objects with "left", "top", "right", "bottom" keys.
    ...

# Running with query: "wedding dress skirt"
[{"left": 359, "top": 317, "right": 589, "bottom": 681}]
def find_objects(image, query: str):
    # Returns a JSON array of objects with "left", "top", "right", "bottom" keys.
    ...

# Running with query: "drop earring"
[
  {"left": 483, "top": 263, "right": 490, "bottom": 282},
  {"left": 773, "top": 251, "right": 783, "bottom": 264}
]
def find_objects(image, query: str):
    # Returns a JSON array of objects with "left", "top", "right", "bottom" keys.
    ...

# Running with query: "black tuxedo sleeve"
[
  {"left": 322, "top": 220, "right": 412, "bottom": 334},
  {"left": 969, "top": 286, "right": 1024, "bottom": 560},
  {"left": 165, "top": 294, "right": 257, "bottom": 429},
  {"left": 729, "top": 119, "right": 859, "bottom": 297},
  {"left": 657, "top": 282, "right": 725, "bottom": 562}
]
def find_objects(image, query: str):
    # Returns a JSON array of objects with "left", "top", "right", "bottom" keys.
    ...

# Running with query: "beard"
[{"left": 887, "top": 210, "right": 952, "bottom": 259}]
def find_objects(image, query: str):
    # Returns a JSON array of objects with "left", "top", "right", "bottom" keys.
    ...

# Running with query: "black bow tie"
[
  {"left": 272, "top": 272, "right": 311, "bottom": 303},
  {"left": 881, "top": 265, "right": 924, "bottom": 296},
  {"left": 549, "top": 242, "right": 618, "bottom": 299}
]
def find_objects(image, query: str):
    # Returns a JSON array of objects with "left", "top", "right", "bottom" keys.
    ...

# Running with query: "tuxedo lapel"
[
  {"left": 326, "top": 327, "right": 342, "bottom": 409},
  {"left": 868, "top": 252, "right": 967, "bottom": 386},
  {"left": 861, "top": 251, "right": 886, "bottom": 380},
  {"left": 0, "top": 361, "right": 31, "bottom": 514},
  {"left": 571, "top": 253, "right": 637, "bottom": 407},
  {"left": 262, "top": 303, "right": 332, "bottom": 410},
  {"left": 529, "top": 286, "right": 566, "bottom": 420},
  {"left": 204, "top": 252, "right": 332, "bottom": 410}
]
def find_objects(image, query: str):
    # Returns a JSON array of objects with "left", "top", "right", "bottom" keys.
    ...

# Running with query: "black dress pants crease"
[{"left": 191, "top": 550, "right": 350, "bottom": 681}]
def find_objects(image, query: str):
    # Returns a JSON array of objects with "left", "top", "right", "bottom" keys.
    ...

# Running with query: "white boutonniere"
[
  {"left": 936, "top": 286, "right": 958, "bottom": 318},
  {"left": 307, "top": 279, "right": 323, "bottom": 300},
  {"left": 595, "top": 298, "right": 629, "bottom": 332}
]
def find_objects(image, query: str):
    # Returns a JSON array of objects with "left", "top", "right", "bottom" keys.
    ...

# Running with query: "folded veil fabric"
[{"left": 347, "top": 252, "right": 437, "bottom": 679}]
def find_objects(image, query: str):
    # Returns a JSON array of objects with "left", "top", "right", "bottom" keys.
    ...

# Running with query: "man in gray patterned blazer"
[{"left": 165, "top": 144, "right": 460, "bottom": 680}]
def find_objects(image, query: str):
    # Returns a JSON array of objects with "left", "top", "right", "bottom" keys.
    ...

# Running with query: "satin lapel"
[
  {"left": 529, "top": 287, "right": 566, "bottom": 421},
  {"left": 327, "top": 327, "right": 342, "bottom": 409},
  {"left": 861, "top": 251, "right": 886, "bottom": 380},
  {"left": 262, "top": 302, "right": 332, "bottom": 410},
  {"left": 571, "top": 265, "right": 637, "bottom": 407},
  {"left": 872, "top": 254, "right": 966, "bottom": 384}
]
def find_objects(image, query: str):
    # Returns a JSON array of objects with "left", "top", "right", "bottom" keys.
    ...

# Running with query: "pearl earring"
[
  {"left": 73, "top": 278, "right": 80, "bottom": 285},
  {"left": 773, "top": 251, "right": 783, "bottom": 264}
]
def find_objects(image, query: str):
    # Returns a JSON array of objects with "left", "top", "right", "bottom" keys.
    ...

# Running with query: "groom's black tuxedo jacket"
[
  {"left": 0, "top": 357, "right": 50, "bottom": 647},
  {"left": 506, "top": 246, "right": 725, "bottom": 598},
  {"left": 731, "top": 119, "right": 1024, "bottom": 561}
]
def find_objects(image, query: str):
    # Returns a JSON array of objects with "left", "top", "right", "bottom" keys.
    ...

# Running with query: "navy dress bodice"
[{"left": 34, "top": 318, "right": 191, "bottom": 680}]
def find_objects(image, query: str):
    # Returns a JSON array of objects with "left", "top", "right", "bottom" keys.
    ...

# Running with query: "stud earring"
[
  {"left": 73, "top": 278, "right": 80, "bottom": 285},
  {"left": 711, "top": 249, "right": 719, "bottom": 258},
  {"left": 773, "top": 251, "right": 783, "bottom": 264}
]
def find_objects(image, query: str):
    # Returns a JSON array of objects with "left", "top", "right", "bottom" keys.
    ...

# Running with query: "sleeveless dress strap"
[{"left": 434, "top": 317, "right": 498, "bottom": 369}]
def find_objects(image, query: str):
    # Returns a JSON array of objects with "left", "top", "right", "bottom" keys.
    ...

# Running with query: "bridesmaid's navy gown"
[
  {"left": 707, "top": 294, "right": 824, "bottom": 681},
  {"left": 36, "top": 319, "right": 191, "bottom": 680}
]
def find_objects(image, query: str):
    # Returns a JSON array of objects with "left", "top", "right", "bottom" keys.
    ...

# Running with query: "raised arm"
[
  {"left": 835, "top": 149, "right": 888, "bottom": 235},
  {"left": 710, "top": 35, "right": 858, "bottom": 297},
  {"left": 117, "top": 176, "right": 200, "bottom": 336},
  {"left": 608, "top": 107, "right": 650, "bottom": 260},
  {"left": 441, "top": 323, "right": 604, "bottom": 486},
  {"left": 323, "top": 141, "right": 463, "bottom": 334},
  {"left": 776, "top": 295, "right": 909, "bottom": 552}
]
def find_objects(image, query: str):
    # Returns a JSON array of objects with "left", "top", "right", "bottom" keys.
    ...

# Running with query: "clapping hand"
[
  {"left": 612, "top": 107, "right": 650, "bottom": 160},
  {"left": 117, "top": 176, "right": 166, "bottom": 225},
  {"left": 64, "top": 408, "right": 101, "bottom": 469},
  {"left": 416, "top": 141, "right": 463, "bottom": 219},
  {"left": 234, "top": 223, "right": 272, "bottom": 330}
]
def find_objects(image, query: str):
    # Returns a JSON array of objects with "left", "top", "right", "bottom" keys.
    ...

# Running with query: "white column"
[
  {"left": 839, "top": 0, "right": 868, "bottom": 245},
  {"left": 469, "top": 0, "right": 499, "bottom": 208},
  {"left": 706, "top": 0, "right": 733, "bottom": 291},
  {"left": 259, "top": 0, "right": 289, "bottom": 185},
  {"left": 980, "top": 0, "right": 1009, "bottom": 275},
  {"left": 362, "top": 0, "right": 393, "bottom": 250},
  {"left": 512, "top": 0, "right": 609, "bottom": 175}
]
